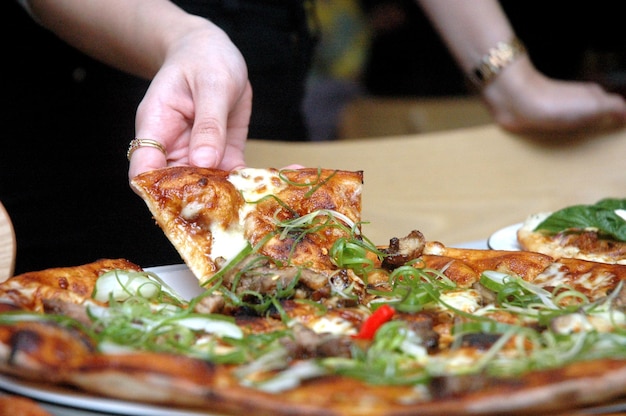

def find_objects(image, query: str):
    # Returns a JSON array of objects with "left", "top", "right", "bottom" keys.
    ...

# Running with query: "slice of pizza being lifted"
[{"left": 131, "top": 167, "right": 363, "bottom": 285}]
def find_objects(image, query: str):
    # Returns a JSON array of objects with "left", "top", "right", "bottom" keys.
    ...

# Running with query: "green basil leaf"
[
  {"left": 594, "top": 209, "right": 626, "bottom": 241},
  {"left": 534, "top": 199, "right": 626, "bottom": 242},
  {"left": 534, "top": 205, "right": 599, "bottom": 232},
  {"left": 594, "top": 198, "right": 626, "bottom": 211}
]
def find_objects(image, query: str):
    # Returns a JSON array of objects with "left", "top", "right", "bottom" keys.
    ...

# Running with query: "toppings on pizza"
[
  {"left": 131, "top": 167, "right": 363, "bottom": 285},
  {"left": 517, "top": 198, "right": 626, "bottom": 264},
  {"left": 0, "top": 258, "right": 142, "bottom": 312},
  {"left": 2, "top": 246, "right": 626, "bottom": 414}
]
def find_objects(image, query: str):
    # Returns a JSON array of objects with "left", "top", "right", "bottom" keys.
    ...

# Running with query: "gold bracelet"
[{"left": 468, "top": 37, "right": 526, "bottom": 89}]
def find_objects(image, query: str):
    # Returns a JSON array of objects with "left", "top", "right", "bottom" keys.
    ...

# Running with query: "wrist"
[
  {"left": 480, "top": 54, "right": 546, "bottom": 132},
  {"left": 467, "top": 37, "right": 527, "bottom": 90}
]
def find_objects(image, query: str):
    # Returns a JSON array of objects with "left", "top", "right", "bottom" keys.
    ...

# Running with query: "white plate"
[
  {"left": 0, "top": 264, "right": 219, "bottom": 416},
  {"left": 0, "top": 376, "right": 212, "bottom": 416},
  {"left": 487, "top": 223, "right": 523, "bottom": 251},
  {"left": 143, "top": 263, "right": 206, "bottom": 300}
]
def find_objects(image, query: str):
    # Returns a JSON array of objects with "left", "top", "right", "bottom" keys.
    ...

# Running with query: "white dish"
[
  {"left": 0, "top": 264, "right": 218, "bottom": 416},
  {"left": 143, "top": 263, "right": 206, "bottom": 300},
  {"left": 487, "top": 223, "right": 523, "bottom": 251}
]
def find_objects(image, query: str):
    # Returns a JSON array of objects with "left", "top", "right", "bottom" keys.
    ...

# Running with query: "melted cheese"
[
  {"left": 552, "top": 310, "right": 626, "bottom": 334},
  {"left": 533, "top": 262, "right": 616, "bottom": 300},
  {"left": 523, "top": 212, "right": 550, "bottom": 230},
  {"left": 209, "top": 224, "right": 248, "bottom": 262},
  {"left": 228, "top": 168, "right": 286, "bottom": 219},
  {"left": 532, "top": 262, "right": 572, "bottom": 288},
  {"left": 589, "top": 310, "right": 626, "bottom": 331},
  {"left": 308, "top": 315, "right": 357, "bottom": 336},
  {"left": 432, "top": 289, "right": 482, "bottom": 314},
  {"left": 427, "top": 347, "right": 482, "bottom": 374},
  {"left": 207, "top": 169, "right": 287, "bottom": 263},
  {"left": 180, "top": 200, "right": 204, "bottom": 221}
]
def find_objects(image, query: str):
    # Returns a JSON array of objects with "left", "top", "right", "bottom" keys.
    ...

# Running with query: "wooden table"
[{"left": 246, "top": 124, "right": 626, "bottom": 246}]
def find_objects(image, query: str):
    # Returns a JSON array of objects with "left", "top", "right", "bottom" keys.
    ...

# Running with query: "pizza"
[
  {"left": 517, "top": 198, "right": 626, "bottom": 264},
  {"left": 130, "top": 167, "right": 363, "bottom": 285},
  {"left": 1, "top": 167, "right": 626, "bottom": 415}
]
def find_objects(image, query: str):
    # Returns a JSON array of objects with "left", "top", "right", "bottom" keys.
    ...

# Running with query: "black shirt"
[{"left": 1, "top": 0, "right": 315, "bottom": 274}]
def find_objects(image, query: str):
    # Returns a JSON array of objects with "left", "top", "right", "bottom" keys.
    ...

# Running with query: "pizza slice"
[
  {"left": 0, "top": 258, "right": 141, "bottom": 312},
  {"left": 517, "top": 198, "right": 626, "bottom": 264},
  {"left": 131, "top": 167, "right": 363, "bottom": 285}
]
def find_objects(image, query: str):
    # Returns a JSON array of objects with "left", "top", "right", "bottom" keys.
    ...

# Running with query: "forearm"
[
  {"left": 26, "top": 0, "right": 208, "bottom": 79},
  {"left": 417, "top": 0, "right": 626, "bottom": 135},
  {"left": 416, "top": 0, "right": 515, "bottom": 73}
]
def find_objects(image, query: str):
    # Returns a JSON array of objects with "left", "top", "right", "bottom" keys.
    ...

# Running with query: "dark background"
[{"left": 361, "top": 0, "right": 626, "bottom": 97}]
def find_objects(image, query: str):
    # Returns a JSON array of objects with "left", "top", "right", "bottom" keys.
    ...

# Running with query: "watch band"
[{"left": 469, "top": 37, "right": 527, "bottom": 89}]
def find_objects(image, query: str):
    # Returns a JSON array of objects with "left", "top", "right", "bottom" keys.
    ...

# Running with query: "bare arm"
[
  {"left": 26, "top": 0, "right": 251, "bottom": 176},
  {"left": 417, "top": 0, "right": 514, "bottom": 73},
  {"left": 418, "top": 0, "right": 626, "bottom": 135},
  {"left": 27, "top": 0, "right": 200, "bottom": 78}
]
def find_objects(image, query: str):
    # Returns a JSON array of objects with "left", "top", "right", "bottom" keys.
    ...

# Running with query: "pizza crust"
[{"left": 0, "top": 396, "right": 53, "bottom": 416}]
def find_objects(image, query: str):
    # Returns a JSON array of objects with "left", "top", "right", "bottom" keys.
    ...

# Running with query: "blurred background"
[{"left": 303, "top": 0, "right": 626, "bottom": 140}]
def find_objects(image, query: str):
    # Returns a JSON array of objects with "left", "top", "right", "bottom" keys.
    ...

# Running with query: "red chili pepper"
[{"left": 352, "top": 304, "right": 395, "bottom": 340}]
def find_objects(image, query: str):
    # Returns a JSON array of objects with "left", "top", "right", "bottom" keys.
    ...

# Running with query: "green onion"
[
  {"left": 0, "top": 310, "right": 93, "bottom": 336},
  {"left": 92, "top": 270, "right": 184, "bottom": 303},
  {"left": 371, "top": 262, "right": 457, "bottom": 313},
  {"left": 322, "top": 321, "right": 430, "bottom": 386},
  {"left": 202, "top": 242, "right": 254, "bottom": 287},
  {"left": 480, "top": 271, "right": 558, "bottom": 310},
  {"left": 277, "top": 168, "right": 338, "bottom": 199}
]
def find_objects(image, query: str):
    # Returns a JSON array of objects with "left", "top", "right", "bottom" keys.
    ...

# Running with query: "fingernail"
[{"left": 192, "top": 146, "right": 219, "bottom": 167}]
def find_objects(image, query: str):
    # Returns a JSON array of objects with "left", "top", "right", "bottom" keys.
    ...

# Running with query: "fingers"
[
  {"left": 128, "top": 26, "right": 251, "bottom": 178},
  {"left": 128, "top": 76, "right": 187, "bottom": 180},
  {"left": 487, "top": 70, "right": 626, "bottom": 135},
  {"left": 567, "top": 83, "right": 626, "bottom": 131},
  {"left": 188, "top": 79, "right": 252, "bottom": 171},
  {"left": 128, "top": 85, "right": 250, "bottom": 180},
  {"left": 128, "top": 146, "right": 168, "bottom": 179},
  {"left": 594, "top": 87, "right": 626, "bottom": 124}
]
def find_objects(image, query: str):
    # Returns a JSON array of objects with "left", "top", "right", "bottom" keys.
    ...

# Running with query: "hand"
[
  {"left": 483, "top": 56, "right": 626, "bottom": 135},
  {"left": 128, "top": 20, "right": 251, "bottom": 179}
]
